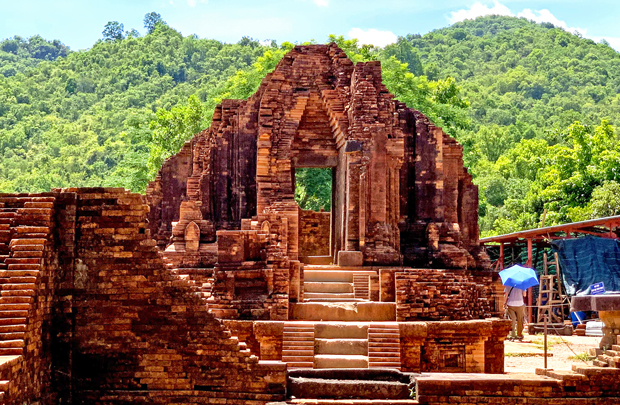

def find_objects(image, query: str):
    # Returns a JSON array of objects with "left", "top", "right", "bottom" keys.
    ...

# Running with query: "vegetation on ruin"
[{"left": 1, "top": 14, "right": 620, "bottom": 236}]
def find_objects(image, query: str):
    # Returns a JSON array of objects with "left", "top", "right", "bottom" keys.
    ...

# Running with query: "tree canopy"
[{"left": 1, "top": 15, "right": 620, "bottom": 235}]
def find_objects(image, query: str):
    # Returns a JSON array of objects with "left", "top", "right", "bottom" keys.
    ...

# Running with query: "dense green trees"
[{"left": 2, "top": 15, "right": 620, "bottom": 235}]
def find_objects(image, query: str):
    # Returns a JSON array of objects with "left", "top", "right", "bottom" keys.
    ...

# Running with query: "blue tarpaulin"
[{"left": 552, "top": 236, "right": 620, "bottom": 295}]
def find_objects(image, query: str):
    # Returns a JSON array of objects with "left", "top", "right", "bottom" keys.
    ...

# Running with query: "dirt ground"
[{"left": 504, "top": 331, "right": 601, "bottom": 373}]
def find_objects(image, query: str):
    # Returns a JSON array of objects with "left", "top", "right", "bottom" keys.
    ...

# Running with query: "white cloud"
[
  {"left": 517, "top": 8, "right": 586, "bottom": 36},
  {"left": 348, "top": 28, "right": 398, "bottom": 48},
  {"left": 589, "top": 35, "right": 620, "bottom": 52},
  {"left": 313, "top": 0, "right": 329, "bottom": 6},
  {"left": 447, "top": 1, "right": 620, "bottom": 52},
  {"left": 447, "top": 0, "right": 511, "bottom": 24}
]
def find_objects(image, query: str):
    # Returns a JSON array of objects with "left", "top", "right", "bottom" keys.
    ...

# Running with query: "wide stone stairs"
[
  {"left": 286, "top": 368, "right": 417, "bottom": 404},
  {"left": 281, "top": 321, "right": 401, "bottom": 370},
  {"left": 303, "top": 265, "right": 376, "bottom": 302}
]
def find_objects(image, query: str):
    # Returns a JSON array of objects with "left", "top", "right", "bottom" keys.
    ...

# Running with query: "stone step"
[
  {"left": 288, "top": 400, "right": 418, "bottom": 404},
  {"left": 0, "top": 310, "right": 28, "bottom": 318},
  {"left": 0, "top": 303, "right": 30, "bottom": 311},
  {"left": 283, "top": 356, "right": 316, "bottom": 364},
  {"left": 11, "top": 245, "right": 44, "bottom": 252},
  {"left": 0, "top": 277, "right": 37, "bottom": 284},
  {"left": 285, "top": 327, "right": 316, "bottom": 333},
  {"left": 284, "top": 331, "right": 314, "bottom": 338},
  {"left": 368, "top": 362, "right": 401, "bottom": 368},
  {"left": 369, "top": 346, "right": 400, "bottom": 352},
  {"left": 304, "top": 270, "right": 377, "bottom": 283},
  {"left": 1, "top": 289, "right": 35, "bottom": 297},
  {"left": 0, "top": 348, "right": 22, "bottom": 355},
  {"left": 9, "top": 238, "right": 46, "bottom": 246},
  {"left": 369, "top": 332, "right": 399, "bottom": 337},
  {"left": 303, "top": 298, "right": 365, "bottom": 303},
  {"left": 315, "top": 338, "right": 368, "bottom": 355},
  {"left": 0, "top": 318, "right": 26, "bottom": 326},
  {"left": 283, "top": 349, "right": 315, "bottom": 357},
  {"left": 290, "top": 302, "right": 396, "bottom": 322},
  {"left": 284, "top": 345, "right": 315, "bottom": 352},
  {"left": 285, "top": 362, "right": 315, "bottom": 368},
  {"left": 304, "top": 282, "right": 353, "bottom": 293},
  {"left": 315, "top": 323, "right": 368, "bottom": 339},
  {"left": 0, "top": 324, "right": 26, "bottom": 333},
  {"left": 0, "top": 296, "right": 32, "bottom": 304},
  {"left": 368, "top": 337, "right": 399, "bottom": 344},
  {"left": 314, "top": 354, "right": 369, "bottom": 368},
  {"left": 13, "top": 226, "right": 50, "bottom": 233},
  {"left": 1, "top": 283, "right": 36, "bottom": 290},
  {"left": 0, "top": 339, "right": 24, "bottom": 348},
  {"left": 304, "top": 293, "right": 356, "bottom": 299},
  {"left": 369, "top": 352, "right": 400, "bottom": 358},
  {"left": 3, "top": 257, "right": 41, "bottom": 264},
  {"left": 7, "top": 264, "right": 40, "bottom": 271},
  {"left": 0, "top": 332, "right": 24, "bottom": 340}
]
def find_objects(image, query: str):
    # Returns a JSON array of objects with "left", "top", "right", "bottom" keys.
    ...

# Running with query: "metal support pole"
[
  {"left": 499, "top": 243, "right": 505, "bottom": 270},
  {"left": 544, "top": 314, "right": 548, "bottom": 370},
  {"left": 527, "top": 238, "right": 533, "bottom": 324}
]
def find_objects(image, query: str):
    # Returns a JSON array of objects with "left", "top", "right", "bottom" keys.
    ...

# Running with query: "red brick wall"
[
  {"left": 0, "top": 189, "right": 286, "bottom": 405},
  {"left": 299, "top": 209, "right": 330, "bottom": 258},
  {"left": 395, "top": 269, "right": 499, "bottom": 321}
]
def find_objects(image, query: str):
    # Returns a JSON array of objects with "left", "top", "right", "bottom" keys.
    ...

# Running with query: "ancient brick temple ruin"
[{"left": 1, "top": 44, "right": 620, "bottom": 404}]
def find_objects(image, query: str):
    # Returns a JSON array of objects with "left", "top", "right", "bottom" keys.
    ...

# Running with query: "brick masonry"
[{"left": 0, "top": 189, "right": 286, "bottom": 404}]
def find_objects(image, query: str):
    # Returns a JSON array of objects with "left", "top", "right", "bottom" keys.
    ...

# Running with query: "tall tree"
[
  {"left": 143, "top": 12, "right": 164, "bottom": 34},
  {"left": 102, "top": 21, "right": 125, "bottom": 41}
]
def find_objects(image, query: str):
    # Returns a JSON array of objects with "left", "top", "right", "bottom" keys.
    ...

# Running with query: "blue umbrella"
[{"left": 499, "top": 264, "right": 539, "bottom": 290}]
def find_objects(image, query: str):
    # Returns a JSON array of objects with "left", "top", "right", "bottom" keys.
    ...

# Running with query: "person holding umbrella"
[{"left": 499, "top": 265, "right": 539, "bottom": 341}]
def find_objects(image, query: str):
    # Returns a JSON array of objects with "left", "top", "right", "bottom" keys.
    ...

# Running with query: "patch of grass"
[
  {"left": 531, "top": 336, "right": 562, "bottom": 350},
  {"left": 505, "top": 353, "right": 531, "bottom": 357},
  {"left": 568, "top": 352, "right": 591, "bottom": 362}
]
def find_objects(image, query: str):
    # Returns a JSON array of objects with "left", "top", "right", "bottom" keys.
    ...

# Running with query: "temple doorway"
[{"left": 295, "top": 167, "right": 333, "bottom": 263}]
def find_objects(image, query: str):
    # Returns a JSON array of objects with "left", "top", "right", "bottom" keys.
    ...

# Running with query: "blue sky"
[{"left": 1, "top": 0, "right": 619, "bottom": 51}]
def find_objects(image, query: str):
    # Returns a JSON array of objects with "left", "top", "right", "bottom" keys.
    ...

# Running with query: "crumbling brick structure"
[
  {"left": 145, "top": 43, "right": 491, "bottom": 320},
  {"left": 0, "top": 190, "right": 285, "bottom": 404}
]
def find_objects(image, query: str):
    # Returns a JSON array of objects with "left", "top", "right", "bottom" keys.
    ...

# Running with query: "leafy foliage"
[{"left": 2, "top": 15, "right": 620, "bottom": 236}]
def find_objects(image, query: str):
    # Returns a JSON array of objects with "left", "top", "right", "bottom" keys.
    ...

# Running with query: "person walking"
[{"left": 504, "top": 285, "right": 526, "bottom": 340}]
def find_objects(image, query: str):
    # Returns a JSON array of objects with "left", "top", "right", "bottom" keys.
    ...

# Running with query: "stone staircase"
[
  {"left": 591, "top": 344, "right": 620, "bottom": 368},
  {"left": 0, "top": 199, "right": 53, "bottom": 357},
  {"left": 280, "top": 321, "right": 401, "bottom": 370},
  {"left": 368, "top": 323, "right": 401, "bottom": 369},
  {"left": 314, "top": 323, "right": 368, "bottom": 369},
  {"left": 282, "top": 322, "right": 315, "bottom": 368},
  {"left": 303, "top": 265, "right": 376, "bottom": 302}
]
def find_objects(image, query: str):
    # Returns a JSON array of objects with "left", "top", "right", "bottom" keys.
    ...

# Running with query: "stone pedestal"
[{"left": 572, "top": 295, "right": 620, "bottom": 349}]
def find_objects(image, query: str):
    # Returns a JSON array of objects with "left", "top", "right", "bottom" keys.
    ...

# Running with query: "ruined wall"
[
  {"left": 298, "top": 209, "right": 330, "bottom": 258},
  {"left": 395, "top": 269, "right": 499, "bottom": 321},
  {"left": 145, "top": 43, "right": 488, "bottom": 275},
  {"left": 0, "top": 188, "right": 286, "bottom": 405}
]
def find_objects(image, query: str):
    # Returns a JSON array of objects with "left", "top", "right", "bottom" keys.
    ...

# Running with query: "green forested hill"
[
  {"left": 0, "top": 22, "right": 273, "bottom": 192},
  {"left": 1, "top": 15, "right": 620, "bottom": 236},
  {"left": 404, "top": 16, "right": 620, "bottom": 235}
]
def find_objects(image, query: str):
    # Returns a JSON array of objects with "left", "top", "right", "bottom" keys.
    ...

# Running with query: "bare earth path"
[{"left": 504, "top": 332, "right": 600, "bottom": 373}]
